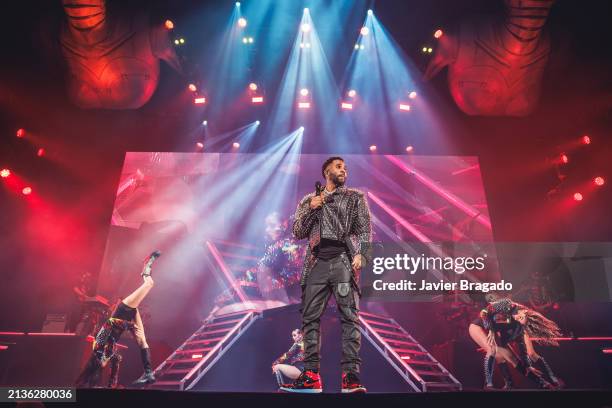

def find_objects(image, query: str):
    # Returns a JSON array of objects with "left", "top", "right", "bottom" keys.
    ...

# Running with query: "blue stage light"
[
  {"left": 235, "top": 2, "right": 240, "bottom": 7},
  {"left": 368, "top": 9, "right": 373, "bottom": 15},
  {"left": 255, "top": 120, "right": 261, "bottom": 125}
]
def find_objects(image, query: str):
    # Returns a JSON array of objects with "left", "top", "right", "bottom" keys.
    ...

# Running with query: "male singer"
[{"left": 281, "top": 156, "right": 372, "bottom": 393}]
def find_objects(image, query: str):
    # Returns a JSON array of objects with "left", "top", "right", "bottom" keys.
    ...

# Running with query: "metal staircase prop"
[
  {"left": 359, "top": 311, "right": 462, "bottom": 392},
  {"left": 149, "top": 309, "right": 260, "bottom": 390}
]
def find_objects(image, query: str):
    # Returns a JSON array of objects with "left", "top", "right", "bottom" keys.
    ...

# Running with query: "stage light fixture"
[
  {"left": 16, "top": 128, "right": 25, "bottom": 138},
  {"left": 360, "top": 44, "right": 365, "bottom": 50},
  {"left": 301, "top": 23, "right": 311, "bottom": 33},
  {"left": 368, "top": 9, "right": 373, "bottom": 15},
  {"left": 573, "top": 192, "right": 583, "bottom": 201},
  {"left": 406, "top": 145, "right": 414, "bottom": 152},
  {"left": 188, "top": 83, "right": 197, "bottom": 92},
  {"left": 560, "top": 153, "right": 569, "bottom": 164},
  {"left": 232, "top": 142, "right": 240, "bottom": 149},
  {"left": 179, "top": 38, "right": 185, "bottom": 44},
  {"left": 304, "top": 8, "right": 309, "bottom": 14},
  {"left": 369, "top": 145, "right": 377, "bottom": 152},
  {"left": 22, "top": 187, "right": 32, "bottom": 195},
  {"left": 434, "top": 29, "right": 443, "bottom": 39},
  {"left": 409, "top": 91, "right": 417, "bottom": 99},
  {"left": 341, "top": 102, "right": 353, "bottom": 110},
  {"left": 248, "top": 37, "right": 254, "bottom": 43},
  {"left": 37, "top": 148, "right": 45, "bottom": 157},
  {"left": 252, "top": 96, "right": 264, "bottom": 103},
  {"left": 165, "top": 20, "right": 174, "bottom": 30},
  {"left": 174, "top": 39, "right": 179, "bottom": 45},
  {"left": 348, "top": 89, "right": 357, "bottom": 98},
  {"left": 235, "top": 2, "right": 240, "bottom": 6},
  {"left": 300, "top": 88, "right": 309, "bottom": 96},
  {"left": 354, "top": 44, "right": 360, "bottom": 50},
  {"left": 594, "top": 176, "right": 605, "bottom": 186},
  {"left": 298, "top": 102, "right": 311, "bottom": 109},
  {"left": 428, "top": 47, "right": 433, "bottom": 53},
  {"left": 422, "top": 47, "right": 427, "bottom": 53},
  {"left": 255, "top": 120, "right": 261, "bottom": 125},
  {"left": 249, "top": 83, "right": 258, "bottom": 91},
  {"left": 360, "top": 27, "right": 369, "bottom": 36},
  {"left": 196, "top": 142, "right": 204, "bottom": 149},
  {"left": 582, "top": 135, "right": 591, "bottom": 145},
  {"left": 242, "top": 37, "right": 247, "bottom": 44},
  {"left": 194, "top": 97, "right": 206, "bottom": 104},
  {"left": 202, "top": 120, "right": 208, "bottom": 126},
  {"left": 0, "top": 169, "right": 10, "bottom": 178},
  {"left": 238, "top": 18, "right": 247, "bottom": 28},
  {"left": 299, "top": 126, "right": 305, "bottom": 131},
  {"left": 399, "top": 104, "right": 411, "bottom": 111}
]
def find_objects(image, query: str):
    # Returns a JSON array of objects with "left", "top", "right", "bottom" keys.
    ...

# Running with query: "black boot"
[
  {"left": 498, "top": 363, "right": 513, "bottom": 390},
  {"left": 484, "top": 355, "right": 496, "bottom": 389},
  {"left": 132, "top": 348, "right": 156, "bottom": 386},
  {"left": 108, "top": 354, "right": 123, "bottom": 388},
  {"left": 517, "top": 361, "right": 553, "bottom": 389},
  {"left": 534, "top": 356, "right": 563, "bottom": 388}
]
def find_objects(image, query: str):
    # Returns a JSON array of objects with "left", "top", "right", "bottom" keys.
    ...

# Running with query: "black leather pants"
[{"left": 301, "top": 253, "right": 361, "bottom": 374}]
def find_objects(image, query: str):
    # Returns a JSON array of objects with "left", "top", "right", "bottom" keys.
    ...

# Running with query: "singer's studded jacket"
[{"left": 292, "top": 186, "right": 372, "bottom": 287}]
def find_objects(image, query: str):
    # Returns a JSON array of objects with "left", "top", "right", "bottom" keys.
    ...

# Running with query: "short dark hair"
[{"left": 321, "top": 156, "right": 344, "bottom": 178}]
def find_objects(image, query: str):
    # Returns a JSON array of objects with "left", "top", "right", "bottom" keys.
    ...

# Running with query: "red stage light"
[
  {"left": 582, "top": 135, "right": 591, "bottom": 145},
  {"left": 0, "top": 169, "right": 10, "bottom": 178},
  {"left": 249, "top": 82, "right": 258, "bottom": 91},
  {"left": 408, "top": 91, "right": 417, "bottom": 99},
  {"left": 252, "top": 96, "right": 264, "bottom": 104},
  {"left": 406, "top": 145, "right": 414, "bottom": 153},
  {"left": 369, "top": 145, "right": 377, "bottom": 152},
  {"left": 165, "top": 20, "right": 174, "bottom": 30},
  {"left": 16, "top": 128, "right": 25, "bottom": 138},
  {"left": 341, "top": 102, "right": 353, "bottom": 110},
  {"left": 573, "top": 192, "right": 583, "bottom": 201},
  {"left": 594, "top": 176, "right": 605, "bottom": 186},
  {"left": 434, "top": 29, "right": 443, "bottom": 39},
  {"left": 194, "top": 97, "right": 206, "bottom": 104},
  {"left": 37, "top": 148, "right": 45, "bottom": 157},
  {"left": 232, "top": 142, "right": 240, "bottom": 149},
  {"left": 196, "top": 142, "right": 204, "bottom": 149},
  {"left": 22, "top": 187, "right": 32, "bottom": 195},
  {"left": 298, "top": 102, "right": 311, "bottom": 109},
  {"left": 399, "top": 103, "right": 411, "bottom": 111},
  {"left": 560, "top": 153, "right": 569, "bottom": 164},
  {"left": 188, "top": 83, "right": 197, "bottom": 92}
]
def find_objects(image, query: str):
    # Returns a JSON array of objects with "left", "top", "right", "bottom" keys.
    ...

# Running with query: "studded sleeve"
[
  {"left": 292, "top": 193, "right": 319, "bottom": 240},
  {"left": 350, "top": 191, "right": 372, "bottom": 260}
]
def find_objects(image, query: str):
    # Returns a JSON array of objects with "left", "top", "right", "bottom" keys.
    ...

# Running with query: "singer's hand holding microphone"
[{"left": 310, "top": 181, "right": 325, "bottom": 210}]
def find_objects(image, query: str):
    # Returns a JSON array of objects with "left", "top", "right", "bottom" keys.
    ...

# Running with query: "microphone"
[{"left": 315, "top": 181, "right": 323, "bottom": 196}]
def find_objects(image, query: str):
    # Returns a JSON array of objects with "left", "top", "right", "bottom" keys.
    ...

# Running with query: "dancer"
[
  {"left": 272, "top": 329, "right": 305, "bottom": 387},
  {"left": 75, "top": 250, "right": 161, "bottom": 388},
  {"left": 282, "top": 156, "right": 372, "bottom": 393},
  {"left": 468, "top": 297, "right": 563, "bottom": 389}
]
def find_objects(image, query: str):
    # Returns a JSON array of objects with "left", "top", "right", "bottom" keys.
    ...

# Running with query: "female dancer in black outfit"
[
  {"left": 469, "top": 298, "right": 563, "bottom": 389},
  {"left": 76, "top": 251, "right": 161, "bottom": 388}
]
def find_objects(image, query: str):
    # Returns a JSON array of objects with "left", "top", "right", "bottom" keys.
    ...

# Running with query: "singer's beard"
[{"left": 331, "top": 174, "right": 346, "bottom": 187}]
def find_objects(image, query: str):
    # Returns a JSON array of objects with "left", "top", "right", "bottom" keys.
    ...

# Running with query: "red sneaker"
[
  {"left": 341, "top": 372, "right": 367, "bottom": 393},
  {"left": 279, "top": 370, "right": 323, "bottom": 393}
]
